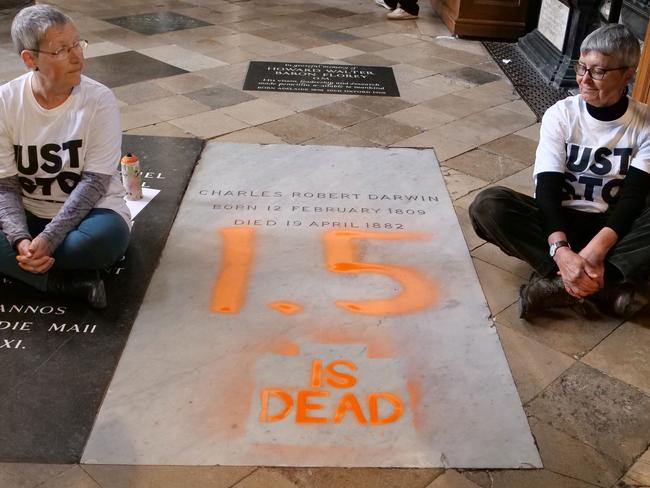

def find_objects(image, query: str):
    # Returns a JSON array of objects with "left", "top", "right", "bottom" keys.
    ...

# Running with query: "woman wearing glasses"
[
  {"left": 470, "top": 24, "right": 649, "bottom": 319},
  {"left": 0, "top": 4, "right": 130, "bottom": 308}
]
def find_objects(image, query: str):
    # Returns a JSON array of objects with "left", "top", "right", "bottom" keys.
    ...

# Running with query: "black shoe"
[
  {"left": 47, "top": 270, "right": 107, "bottom": 309},
  {"left": 593, "top": 282, "right": 635, "bottom": 318},
  {"left": 519, "top": 273, "right": 578, "bottom": 320}
]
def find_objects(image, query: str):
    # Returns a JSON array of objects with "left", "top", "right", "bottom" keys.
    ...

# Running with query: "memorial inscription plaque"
[
  {"left": 83, "top": 143, "right": 540, "bottom": 468},
  {"left": 243, "top": 61, "right": 400, "bottom": 97},
  {"left": 537, "top": 0, "right": 571, "bottom": 51},
  {"left": 0, "top": 135, "right": 202, "bottom": 463}
]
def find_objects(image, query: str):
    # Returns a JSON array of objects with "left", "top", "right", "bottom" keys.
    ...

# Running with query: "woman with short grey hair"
[
  {"left": 469, "top": 24, "right": 650, "bottom": 319},
  {"left": 0, "top": 4, "right": 130, "bottom": 308}
]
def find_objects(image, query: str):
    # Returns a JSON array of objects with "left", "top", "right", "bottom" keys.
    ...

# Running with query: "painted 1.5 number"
[{"left": 211, "top": 227, "right": 438, "bottom": 316}]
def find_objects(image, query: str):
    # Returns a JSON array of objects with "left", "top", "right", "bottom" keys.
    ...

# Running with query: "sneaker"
[
  {"left": 375, "top": 0, "right": 393, "bottom": 9},
  {"left": 387, "top": 7, "right": 418, "bottom": 19}
]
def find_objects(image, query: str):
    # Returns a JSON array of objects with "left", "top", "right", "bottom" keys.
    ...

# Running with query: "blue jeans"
[{"left": 0, "top": 208, "right": 130, "bottom": 291}]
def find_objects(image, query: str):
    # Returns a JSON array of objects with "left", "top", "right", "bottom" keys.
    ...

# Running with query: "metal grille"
[{"left": 483, "top": 41, "right": 570, "bottom": 122}]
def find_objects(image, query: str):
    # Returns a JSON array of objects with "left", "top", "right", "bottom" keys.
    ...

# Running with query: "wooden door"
[{"left": 632, "top": 24, "right": 650, "bottom": 103}]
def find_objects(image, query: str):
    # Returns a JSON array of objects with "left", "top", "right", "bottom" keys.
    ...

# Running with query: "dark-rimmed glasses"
[
  {"left": 30, "top": 40, "right": 88, "bottom": 60},
  {"left": 575, "top": 63, "right": 629, "bottom": 80}
]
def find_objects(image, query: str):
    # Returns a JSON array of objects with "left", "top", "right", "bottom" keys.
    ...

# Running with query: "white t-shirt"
[
  {"left": 534, "top": 94, "right": 650, "bottom": 213},
  {"left": 0, "top": 72, "right": 130, "bottom": 223}
]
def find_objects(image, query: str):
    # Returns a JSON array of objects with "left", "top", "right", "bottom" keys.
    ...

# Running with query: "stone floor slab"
[
  {"left": 82, "top": 144, "right": 539, "bottom": 468},
  {"left": 0, "top": 463, "right": 72, "bottom": 488},
  {"left": 304, "top": 101, "right": 377, "bottom": 128},
  {"left": 83, "top": 51, "right": 187, "bottom": 88},
  {"left": 104, "top": 11, "right": 212, "bottom": 36},
  {"left": 582, "top": 318, "right": 650, "bottom": 396},
  {"left": 444, "top": 149, "right": 528, "bottom": 183},
  {"left": 441, "top": 167, "right": 487, "bottom": 202},
  {"left": 40, "top": 466, "right": 100, "bottom": 488},
  {"left": 480, "top": 134, "right": 538, "bottom": 166},
  {"left": 495, "top": 304, "right": 622, "bottom": 358},
  {"left": 494, "top": 324, "right": 576, "bottom": 405},
  {"left": 184, "top": 84, "right": 257, "bottom": 109},
  {"left": 454, "top": 206, "right": 485, "bottom": 252},
  {"left": 526, "top": 362, "right": 650, "bottom": 465},
  {"left": 259, "top": 113, "right": 336, "bottom": 144},
  {"left": 472, "top": 259, "right": 523, "bottom": 316},
  {"left": 345, "top": 117, "right": 420, "bottom": 145},
  {"left": 620, "top": 446, "right": 650, "bottom": 486},
  {"left": 82, "top": 465, "right": 255, "bottom": 488},
  {"left": 138, "top": 45, "right": 227, "bottom": 72},
  {"left": 528, "top": 417, "right": 624, "bottom": 487},
  {"left": 471, "top": 243, "right": 532, "bottom": 279},
  {"left": 168, "top": 109, "right": 249, "bottom": 139},
  {"left": 426, "top": 470, "right": 481, "bottom": 488},
  {"left": 280, "top": 467, "right": 444, "bottom": 488},
  {"left": 465, "top": 469, "right": 601, "bottom": 488},
  {"left": 231, "top": 469, "right": 296, "bottom": 488}
]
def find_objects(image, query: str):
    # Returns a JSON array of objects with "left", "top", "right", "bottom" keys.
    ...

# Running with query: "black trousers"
[
  {"left": 469, "top": 186, "right": 650, "bottom": 284},
  {"left": 384, "top": 0, "right": 419, "bottom": 15}
]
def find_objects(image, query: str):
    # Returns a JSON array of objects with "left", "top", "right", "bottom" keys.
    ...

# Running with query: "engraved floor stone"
[
  {"left": 243, "top": 61, "right": 400, "bottom": 97},
  {"left": 104, "top": 11, "right": 212, "bottom": 35},
  {"left": 0, "top": 135, "right": 203, "bottom": 463},
  {"left": 82, "top": 144, "right": 540, "bottom": 467}
]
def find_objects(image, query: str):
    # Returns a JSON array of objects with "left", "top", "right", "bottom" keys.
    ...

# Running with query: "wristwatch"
[{"left": 549, "top": 240, "right": 570, "bottom": 257}]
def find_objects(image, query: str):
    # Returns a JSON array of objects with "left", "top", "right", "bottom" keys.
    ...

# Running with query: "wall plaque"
[
  {"left": 243, "top": 61, "right": 400, "bottom": 97},
  {"left": 537, "top": 0, "right": 571, "bottom": 51}
]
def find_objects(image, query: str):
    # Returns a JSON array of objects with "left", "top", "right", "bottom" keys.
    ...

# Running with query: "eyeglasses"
[
  {"left": 30, "top": 40, "right": 88, "bottom": 60},
  {"left": 575, "top": 63, "right": 629, "bottom": 80}
]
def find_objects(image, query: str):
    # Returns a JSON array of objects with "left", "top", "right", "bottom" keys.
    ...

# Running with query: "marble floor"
[{"left": 1, "top": 0, "right": 649, "bottom": 487}]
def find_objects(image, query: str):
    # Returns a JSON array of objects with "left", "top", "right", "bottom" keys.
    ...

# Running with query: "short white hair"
[
  {"left": 11, "top": 4, "right": 73, "bottom": 55},
  {"left": 581, "top": 24, "right": 641, "bottom": 68}
]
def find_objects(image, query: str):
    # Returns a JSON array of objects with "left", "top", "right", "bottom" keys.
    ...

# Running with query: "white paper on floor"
[{"left": 83, "top": 143, "right": 541, "bottom": 468}]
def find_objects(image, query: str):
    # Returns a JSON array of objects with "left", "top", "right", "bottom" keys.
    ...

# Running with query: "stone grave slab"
[
  {"left": 0, "top": 135, "right": 203, "bottom": 463},
  {"left": 82, "top": 143, "right": 541, "bottom": 468},
  {"left": 83, "top": 52, "right": 188, "bottom": 89},
  {"left": 104, "top": 11, "right": 212, "bottom": 36},
  {"left": 243, "top": 61, "right": 400, "bottom": 97}
]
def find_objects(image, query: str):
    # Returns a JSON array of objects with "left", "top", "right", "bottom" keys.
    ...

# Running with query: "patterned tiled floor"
[{"left": 1, "top": 0, "right": 650, "bottom": 487}]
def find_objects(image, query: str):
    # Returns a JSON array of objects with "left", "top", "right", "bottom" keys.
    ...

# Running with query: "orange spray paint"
[
  {"left": 211, "top": 226, "right": 255, "bottom": 314},
  {"left": 323, "top": 230, "right": 439, "bottom": 315},
  {"left": 268, "top": 301, "right": 303, "bottom": 315}
]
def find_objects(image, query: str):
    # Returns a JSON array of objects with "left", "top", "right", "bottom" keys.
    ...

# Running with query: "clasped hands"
[
  {"left": 553, "top": 246, "right": 603, "bottom": 298},
  {"left": 15, "top": 236, "right": 54, "bottom": 274}
]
